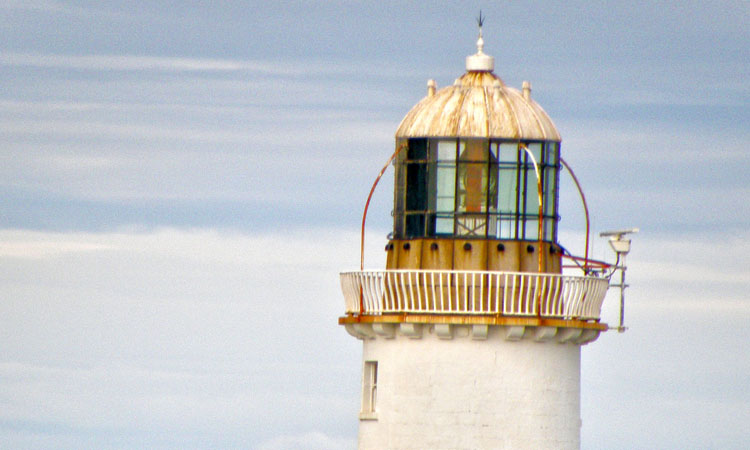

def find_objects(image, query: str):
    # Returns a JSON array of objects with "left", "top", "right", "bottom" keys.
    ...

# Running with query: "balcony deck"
[{"left": 340, "top": 270, "right": 610, "bottom": 323}]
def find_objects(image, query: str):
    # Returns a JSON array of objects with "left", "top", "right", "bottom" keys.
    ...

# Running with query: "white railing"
[{"left": 340, "top": 270, "right": 610, "bottom": 320}]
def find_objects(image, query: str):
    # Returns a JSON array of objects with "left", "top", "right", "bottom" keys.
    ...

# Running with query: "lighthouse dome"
[{"left": 395, "top": 55, "right": 560, "bottom": 141}]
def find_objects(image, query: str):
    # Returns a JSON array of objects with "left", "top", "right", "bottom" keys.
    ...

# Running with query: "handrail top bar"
[{"left": 341, "top": 269, "right": 606, "bottom": 279}]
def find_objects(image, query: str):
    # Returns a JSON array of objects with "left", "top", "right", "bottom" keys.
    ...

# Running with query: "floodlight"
[
  {"left": 600, "top": 228, "right": 638, "bottom": 255},
  {"left": 598, "top": 228, "right": 639, "bottom": 332}
]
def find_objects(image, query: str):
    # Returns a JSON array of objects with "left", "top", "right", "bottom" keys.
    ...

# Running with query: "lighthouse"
[{"left": 339, "top": 19, "right": 626, "bottom": 450}]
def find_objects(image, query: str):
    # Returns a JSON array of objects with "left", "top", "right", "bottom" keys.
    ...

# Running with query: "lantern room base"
[{"left": 340, "top": 315, "right": 604, "bottom": 345}]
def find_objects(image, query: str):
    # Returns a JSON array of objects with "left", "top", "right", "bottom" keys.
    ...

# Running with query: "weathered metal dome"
[{"left": 395, "top": 35, "right": 560, "bottom": 141}]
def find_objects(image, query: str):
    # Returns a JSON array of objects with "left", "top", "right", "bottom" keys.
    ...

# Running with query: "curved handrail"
[
  {"left": 560, "top": 157, "right": 591, "bottom": 272},
  {"left": 360, "top": 143, "right": 407, "bottom": 271}
]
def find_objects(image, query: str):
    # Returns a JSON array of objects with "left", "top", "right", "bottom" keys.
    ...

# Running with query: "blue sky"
[{"left": 1, "top": 1, "right": 749, "bottom": 449}]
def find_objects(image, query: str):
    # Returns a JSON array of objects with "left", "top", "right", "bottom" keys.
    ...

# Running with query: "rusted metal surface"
[
  {"left": 338, "top": 314, "right": 608, "bottom": 331},
  {"left": 395, "top": 71, "right": 561, "bottom": 141}
]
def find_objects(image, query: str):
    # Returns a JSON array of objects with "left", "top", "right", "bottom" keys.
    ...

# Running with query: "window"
[
  {"left": 456, "top": 139, "right": 493, "bottom": 237},
  {"left": 433, "top": 140, "right": 457, "bottom": 235},
  {"left": 404, "top": 139, "right": 429, "bottom": 238},
  {"left": 393, "top": 138, "right": 560, "bottom": 242},
  {"left": 360, "top": 361, "right": 378, "bottom": 420}
]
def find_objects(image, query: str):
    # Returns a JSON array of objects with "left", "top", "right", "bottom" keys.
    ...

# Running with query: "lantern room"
[
  {"left": 386, "top": 30, "right": 563, "bottom": 274},
  {"left": 392, "top": 137, "right": 559, "bottom": 242}
]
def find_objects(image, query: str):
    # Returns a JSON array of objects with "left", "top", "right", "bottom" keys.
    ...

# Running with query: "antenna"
[
  {"left": 475, "top": 10, "right": 486, "bottom": 55},
  {"left": 466, "top": 11, "right": 494, "bottom": 71}
]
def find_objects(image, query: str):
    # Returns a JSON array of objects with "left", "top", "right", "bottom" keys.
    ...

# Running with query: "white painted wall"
[{"left": 357, "top": 325, "right": 581, "bottom": 450}]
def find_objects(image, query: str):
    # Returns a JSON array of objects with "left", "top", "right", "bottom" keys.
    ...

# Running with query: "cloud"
[
  {"left": 0, "top": 51, "right": 425, "bottom": 79},
  {"left": 0, "top": 0, "right": 66, "bottom": 12},
  {"left": 1, "top": 226, "right": 748, "bottom": 449},
  {"left": 558, "top": 120, "right": 750, "bottom": 165},
  {"left": 256, "top": 432, "right": 355, "bottom": 450},
  {"left": 0, "top": 117, "right": 393, "bottom": 148},
  {"left": 558, "top": 229, "right": 750, "bottom": 322},
  {"left": 0, "top": 52, "right": 284, "bottom": 74},
  {"left": 0, "top": 0, "right": 147, "bottom": 22},
  {"left": 0, "top": 232, "right": 113, "bottom": 259},
  {"left": 0, "top": 92, "right": 395, "bottom": 207},
  {"left": 0, "top": 53, "right": 403, "bottom": 209},
  {"left": 0, "top": 227, "right": 386, "bottom": 448},
  {"left": 578, "top": 229, "right": 750, "bottom": 449},
  {"left": 1, "top": 2, "right": 748, "bottom": 448}
]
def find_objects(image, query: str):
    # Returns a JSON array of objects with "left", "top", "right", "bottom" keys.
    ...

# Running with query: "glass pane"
[
  {"left": 436, "top": 164, "right": 456, "bottom": 212},
  {"left": 405, "top": 213, "right": 425, "bottom": 238},
  {"left": 437, "top": 140, "right": 457, "bottom": 161},
  {"left": 406, "top": 162, "right": 428, "bottom": 210},
  {"left": 457, "top": 139, "right": 489, "bottom": 213},
  {"left": 488, "top": 214, "right": 500, "bottom": 238},
  {"left": 436, "top": 198, "right": 454, "bottom": 212},
  {"left": 545, "top": 142, "right": 558, "bottom": 166},
  {"left": 407, "top": 138, "right": 428, "bottom": 160},
  {"left": 435, "top": 216, "right": 454, "bottom": 234},
  {"left": 499, "top": 219, "right": 516, "bottom": 239},
  {"left": 460, "top": 139, "right": 489, "bottom": 162},
  {"left": 426, "top": 214, "right": 435, "bottom": 235},
  {"left": 497, "top": 168, "right": 517, "bottom": 213},
  {"left": 458, "top": 162, "right": 488, "bottom": 212},
  {"left": 498, "top": 142, "right": 518, "bottom": 163},
  {"left": 456, "top": 214, "right": 487, "bottom": 237},
  {"left": 524, "top": 167, "right": 540, "bottom": 215},
  {"left": 488, "top": 164, "right": 498, "bottom": 212},
  {"left": 526, "top": 143, "right": 542, "bottom": 164},
  {"left": 525, "top": 218, "right": 539, "bottom": 240}
]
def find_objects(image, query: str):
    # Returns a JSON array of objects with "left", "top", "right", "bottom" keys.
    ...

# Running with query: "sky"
[{"left": 0, "top": 1, "right": 748, "bottom": 448}]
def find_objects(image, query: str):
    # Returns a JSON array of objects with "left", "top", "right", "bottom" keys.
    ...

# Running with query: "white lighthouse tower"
[{"left": 339, "top": 19, "right": 627, "bottom": 450}]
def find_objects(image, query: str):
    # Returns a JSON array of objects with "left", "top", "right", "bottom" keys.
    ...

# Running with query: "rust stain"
[
  {"left": 339, "top": 314, "right": 607, "bottom": 331},
  {"left": 395, "top": 70, "right": 559, "bottom": 140}
]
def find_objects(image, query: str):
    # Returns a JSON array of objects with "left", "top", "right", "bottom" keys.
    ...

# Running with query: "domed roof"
[{"left": 395, "top": 34, "right": 561, "bottom": 141}]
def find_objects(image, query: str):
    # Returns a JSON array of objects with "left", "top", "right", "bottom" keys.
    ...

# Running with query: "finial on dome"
[
  {"left": 427, "top": 79, "right": 436, "bottom": 97},
  {"left": 466, "top": 11, "right": 494, "bottom": 72},
  {"left": 522, "top": 81, "right": 532, "bottom": 100},
  {"left": 476, "top": 10, "right": 485, "bottom": 54}
]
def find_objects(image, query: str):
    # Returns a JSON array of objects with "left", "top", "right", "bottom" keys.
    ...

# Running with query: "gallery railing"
[{"left": 340, "top": 270, "right": 609, "bottom": 320}]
